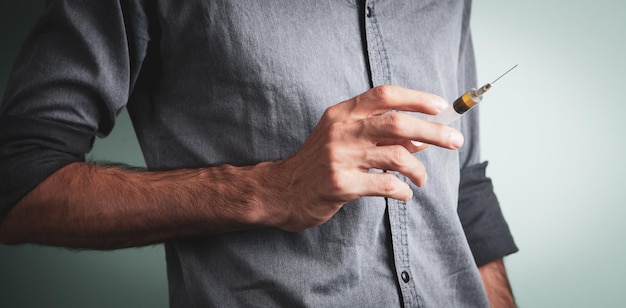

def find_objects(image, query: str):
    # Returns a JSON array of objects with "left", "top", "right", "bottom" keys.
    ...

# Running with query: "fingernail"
[
  {"left": 450, "top": 131, "right": 464, "bottom": 148},
  {"left": 411, "top": 140, "right": 423, "bottom": 147}
]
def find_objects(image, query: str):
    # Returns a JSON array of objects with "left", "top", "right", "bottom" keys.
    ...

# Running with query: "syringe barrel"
[
  {"left": 452, "top": 89, "right": 483, "bottom": 113},
  {"left": 430, "top": 88, "right": 483, "bottom": 124},
  {"left": 430, "top": 104, "right": 461, "bottom": 125}
]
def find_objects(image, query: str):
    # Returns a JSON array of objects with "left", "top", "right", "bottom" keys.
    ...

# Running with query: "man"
[{"left": 0, "top": 1, "right": 517, "bottom": 307}]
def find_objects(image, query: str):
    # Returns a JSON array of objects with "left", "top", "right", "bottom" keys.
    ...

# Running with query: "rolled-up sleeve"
[
  {"left": 458, "top": 162, "right": 518, "bottom": 266},
  {"left": 0, "top": 0, "right": 151, "bottom": 217}
]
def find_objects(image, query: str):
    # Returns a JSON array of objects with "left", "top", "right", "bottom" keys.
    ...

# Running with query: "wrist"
[{"left": 241, "top": 160, "right": 291, "bottom": 230}]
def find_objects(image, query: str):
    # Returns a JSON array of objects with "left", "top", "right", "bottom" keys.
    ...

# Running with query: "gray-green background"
[{"left": 1, "top": 1, "right": 624, "bottom": 307}]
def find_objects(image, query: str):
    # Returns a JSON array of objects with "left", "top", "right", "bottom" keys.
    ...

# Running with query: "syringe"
[{"left": 431, "top": 64, "right": 517, "bottom": 124}]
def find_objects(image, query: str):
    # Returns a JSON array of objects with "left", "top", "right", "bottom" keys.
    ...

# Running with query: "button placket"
[{"left": 362, "top": 1, "right": 418, "bottom": 306}]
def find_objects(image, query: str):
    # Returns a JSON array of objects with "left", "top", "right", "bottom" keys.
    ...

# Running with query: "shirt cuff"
[
  {"left": 457, "top": 161, "right": 518, "bottom": 266},
  {"left": 0, "top": 115, "right": 92, "bottom": 217}
]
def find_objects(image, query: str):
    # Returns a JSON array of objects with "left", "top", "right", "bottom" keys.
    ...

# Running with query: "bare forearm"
[
  {"left": 0, "top": 162, "right": 268, "bottom": 249},
  {"left": 0, "top": 86, "right": 465, "bottom": 250},
  {"left": 479, "top": 258, "right": 516, "bottom": 308}
]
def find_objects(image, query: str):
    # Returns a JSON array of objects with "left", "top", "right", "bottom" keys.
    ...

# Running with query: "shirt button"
[{"left": 401, "top": 271, "right": 410, "bottom": 283}]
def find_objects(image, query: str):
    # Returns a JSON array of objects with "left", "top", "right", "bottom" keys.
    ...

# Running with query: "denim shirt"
[{"left": 0, "top": 1, "right": 517, "bottom": 306}]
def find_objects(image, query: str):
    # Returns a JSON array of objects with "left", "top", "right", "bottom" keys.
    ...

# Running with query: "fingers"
[
  {"left": 363, "top": 145, "right": 428, "bottom": 187},
  {"left": 347, "top": 84, "right": 449, "bottom": 118},
  {"left": 364, "top": 112, "right": 464, "bottom": 150},
  {"left": 328, "top": 169, "right": 413, "bottom": 202},
  {"left": 362, "top": 173, "right": 413, "bottom": 201},
  {"left": 328, "top": 85, "right": 463, "bottom": 150}
]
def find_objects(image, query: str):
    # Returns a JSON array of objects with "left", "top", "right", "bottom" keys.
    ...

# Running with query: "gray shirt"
[{"left": 0, "top": 0, "right": 517, "bottom": 306}]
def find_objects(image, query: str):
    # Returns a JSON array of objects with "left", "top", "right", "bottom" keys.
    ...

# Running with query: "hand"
[{"left": 259, "top": 85, "right": 465, "bottom": 232}]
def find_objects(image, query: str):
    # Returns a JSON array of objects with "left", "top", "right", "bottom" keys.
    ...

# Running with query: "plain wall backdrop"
[{"left": 1, "top": 1, "right": 624, "bottom": 307}]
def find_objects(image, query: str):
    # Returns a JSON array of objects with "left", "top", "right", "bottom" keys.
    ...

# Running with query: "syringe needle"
[
  {"left": 476, "top": 64, "right": 518, "bottom": 96},
  {"left": 430, "top": 64, "right": 518, "bottom": 125},
  {"left": 491, "top": 64, "right": 518, "bottom": 85}
]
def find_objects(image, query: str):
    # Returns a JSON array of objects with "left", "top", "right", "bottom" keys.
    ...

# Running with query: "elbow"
[
  {"left": 0, "top": 215, "right": 23, "bottom": 246},
  {"left": 0, "top": 228, "right": 16, "bottom": 246},
  {"left": 0, "top": 232, "right": 23, "bottom": 246},
  {"left": 0, "top": 233, "right": 16, "bottom": 246},
  {"left": 0, "top": 228, "right": 14, "bottom": 246}
]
